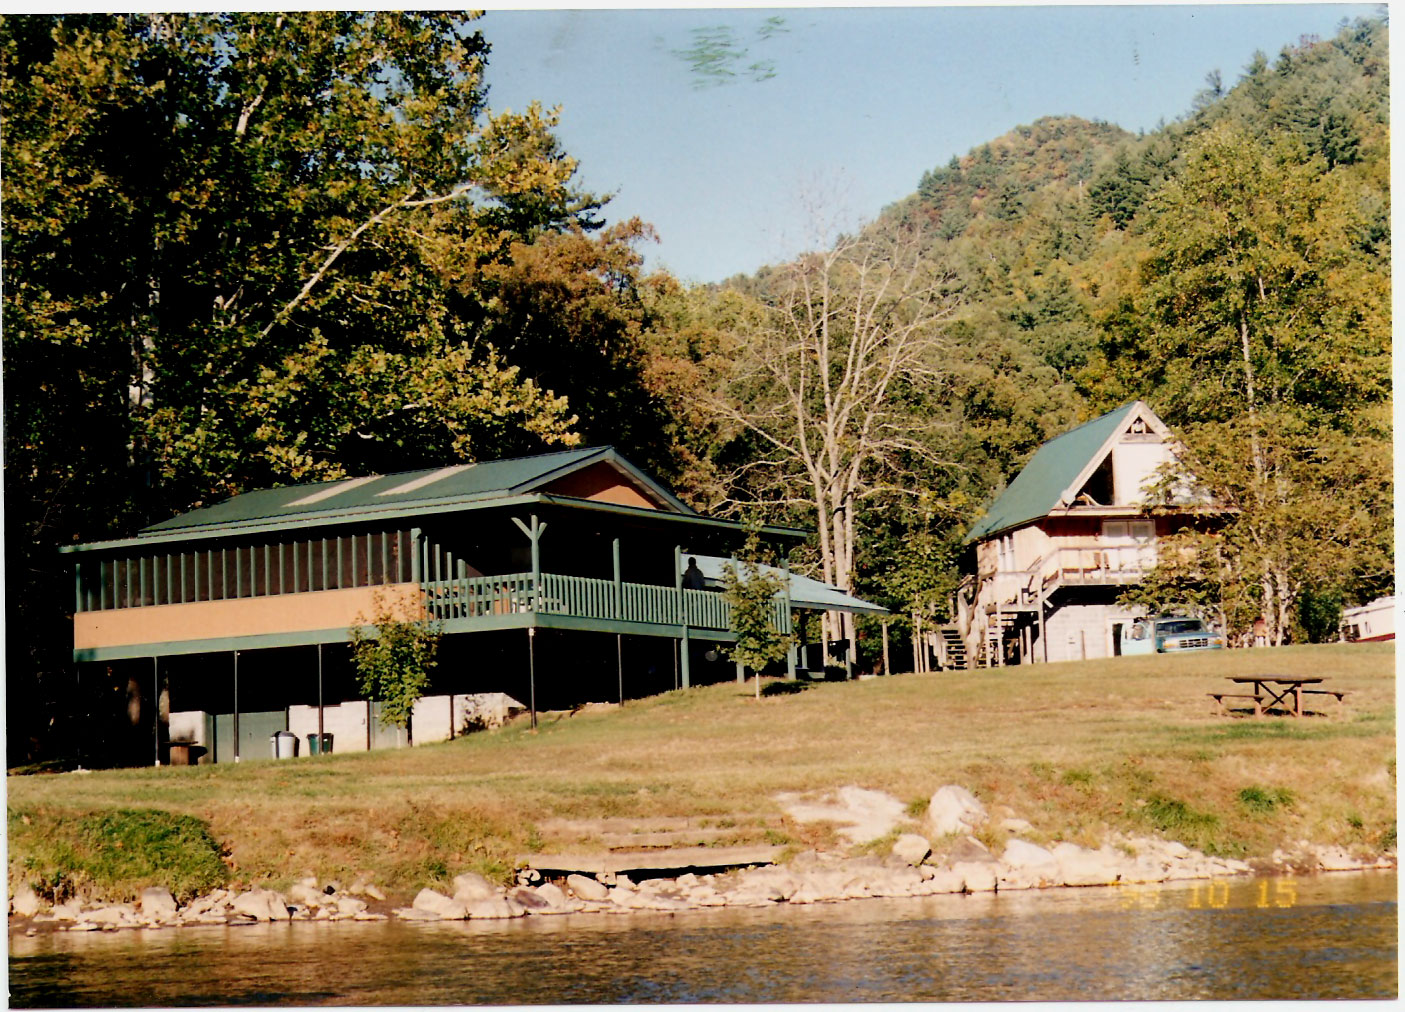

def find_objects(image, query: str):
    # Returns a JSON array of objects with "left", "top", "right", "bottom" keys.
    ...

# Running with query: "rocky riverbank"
[{"left": 9, "top": 784, "right": 1394, "bottom": 935}]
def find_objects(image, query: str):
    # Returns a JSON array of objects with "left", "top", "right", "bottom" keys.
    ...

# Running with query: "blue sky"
[{"left": 482, "top": 5, "right": 1380, "bottom": 283}]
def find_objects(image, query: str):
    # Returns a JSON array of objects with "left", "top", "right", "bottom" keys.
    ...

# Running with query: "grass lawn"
[{"left": 8, "top": 643, "right": 1395, "bottom": 901}]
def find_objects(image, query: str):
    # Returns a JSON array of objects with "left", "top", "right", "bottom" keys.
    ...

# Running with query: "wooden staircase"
[{"left": 937, "top": 626, "right": 968, "bottom": 670}]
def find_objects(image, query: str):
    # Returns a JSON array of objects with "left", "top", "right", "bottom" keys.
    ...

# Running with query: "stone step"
[
  {"left": 519, "top": 845, "right": 786, "bottom": 875},
  {"left": 600, "top": 829, "right": 736, "bottom": 850},
  {"left": 538, "top": 817, "right": 713, "bottom": 835}
]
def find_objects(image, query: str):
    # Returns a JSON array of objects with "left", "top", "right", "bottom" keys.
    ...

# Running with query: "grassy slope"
[{"left": 8, "top": 644, "right": 1394, "bottom": 899}]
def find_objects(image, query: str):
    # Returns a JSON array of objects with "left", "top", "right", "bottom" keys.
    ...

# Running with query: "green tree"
[
  {"left": 1094, "top": 124, "right": 1390, "bottom": 643},
  {"left": 2, "top": 12, "right": 596, "bottom": 761},
  {"left": 721, "top": 552, "right": 793, "bottom": 698},
  {"left": 480, "top": 219, "right": 680, "bottom": 476},
  {"left": 350, "top": 597, "right": 442, "bottom": 742}
]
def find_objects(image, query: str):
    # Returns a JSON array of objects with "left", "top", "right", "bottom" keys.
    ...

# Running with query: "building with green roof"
[
  {"left": 63, "top": 447, "right": 882, "bottom": 766},
  {"left": 947, "top": 401, "right": 1223, "bottom": 668}
]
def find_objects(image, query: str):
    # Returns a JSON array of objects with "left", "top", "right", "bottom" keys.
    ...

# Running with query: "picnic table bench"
[{"left": 1207, "top": 691, "right": 1264, "bottom": 717}]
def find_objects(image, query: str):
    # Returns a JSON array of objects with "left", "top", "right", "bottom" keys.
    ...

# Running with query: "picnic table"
[{"left": 1209, "top": 676, "right": 1348, "bottom": 717}]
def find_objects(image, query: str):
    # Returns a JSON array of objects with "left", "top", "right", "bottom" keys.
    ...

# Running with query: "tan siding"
[
  {"left": 541, "top": 463, "right": 657, "bottom": 509},
  {"left": 74, "top": 583, "right": 423, "bottom": 650}
]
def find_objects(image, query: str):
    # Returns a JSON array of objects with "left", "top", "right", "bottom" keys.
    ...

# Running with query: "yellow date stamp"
[{"left": 1116, "top": 878, "right": 1298, "bottom": 910}]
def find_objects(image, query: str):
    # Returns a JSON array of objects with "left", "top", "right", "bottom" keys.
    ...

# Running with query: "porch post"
[
  {"left": 732, "top": 554, "right": 742, "bottom": 684},
  {"left": 317, "top": 643, "right": 324, "bottom": 744},
  {"left": 1037, "top": 589, "right": 1048, "bottom": 664},
  {"left": 612, "top": 538, "right": 622, "bottom": 622},
  {"left": 783, "top": 558, "right": 796, "bottom": 680},
  {"left": 153, "top": 657, "right": 160, "bottom": 767},
  {"left": 882, "top": 619, "right": 891, "bottom": 676},
  {"left": 233, "top": 650, "right": 240, "bottom": 763},
  {"left": 530, "top": 514, "right": 541, "bottom": 611},
  {"left": 675, "top": 546, "right": 690, "bottom": 689},
  {"left": 527, "top": 627, "right": 537, "bottom": 729},
  {"left": 613, "top": 537, "right": 624, "bottom": 698},
  {"left": 994, "top": 602, "right": 1003, "bottom": 668}
]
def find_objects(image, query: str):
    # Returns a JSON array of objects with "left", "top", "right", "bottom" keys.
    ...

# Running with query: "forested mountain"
[{"left": 677, "top": 15, "right": 1390, "bottom": 661}]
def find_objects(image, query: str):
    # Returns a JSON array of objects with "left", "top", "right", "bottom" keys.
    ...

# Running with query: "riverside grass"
[{"left": 8, "top": 643, "right": 1394, "bottom": 902}]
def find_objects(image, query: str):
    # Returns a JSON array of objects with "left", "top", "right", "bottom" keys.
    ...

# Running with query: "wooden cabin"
[
  {"left": 949, "top": 402, "right": 1220, "bottom": 667},
  {"left": 63, "top": 447, "right": 882, "bottom": 766}
]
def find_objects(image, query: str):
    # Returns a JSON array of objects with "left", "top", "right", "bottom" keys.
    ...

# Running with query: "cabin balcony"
[
  {"left": 978, "top": 544, "right": 1156, "bottom": 615},
  {"left": 1041, "top": 545, "right": 1155, "bottom": 591}
]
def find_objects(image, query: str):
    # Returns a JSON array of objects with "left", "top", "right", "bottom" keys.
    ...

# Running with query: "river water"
[{"left": 9, "top": 871, "right": 1395, "bottom": 1005}]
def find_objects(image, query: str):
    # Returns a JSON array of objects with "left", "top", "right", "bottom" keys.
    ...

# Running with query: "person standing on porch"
[{"left": 682, "top": 557, "right": 706, "bottom": 591}]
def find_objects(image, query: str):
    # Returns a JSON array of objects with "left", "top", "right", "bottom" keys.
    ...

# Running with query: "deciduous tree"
[{"left": 703, "top": 224, "right": 957, "bottom": 655}]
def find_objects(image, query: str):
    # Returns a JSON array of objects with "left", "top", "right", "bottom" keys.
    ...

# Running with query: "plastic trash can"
[
  {"left": 271, "top": 730, "right": 298, "bottom": 759},
  {"left": 306, "top": 733, "right": 333, "bottom": 755},
  {"left": 319, "top": 733, "right": 333, "bottom": 754}
]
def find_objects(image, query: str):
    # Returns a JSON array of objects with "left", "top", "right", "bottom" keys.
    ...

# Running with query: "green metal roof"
[
  {"left": 693, "top": 557, "right": 889, "bottom": 615},
  {"left": 60, "top": 447, "right": 808, "bottom": 554},
  {"left": 965, "top": 402, "right": 1141, "bottom": 544},
  {"left": 138, "top": 446, "right": 693, "bottom": 538}
]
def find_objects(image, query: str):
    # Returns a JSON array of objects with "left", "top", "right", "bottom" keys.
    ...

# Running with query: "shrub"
[
  {"left": 10, "top": 807, "right": 228, "bottom": 903},
  {"left": 1237, "top": 786, "right": 1294, "bottom": 813},
  {"left": 1141, "top": 795, "right": 1218, "bottom": 834}
]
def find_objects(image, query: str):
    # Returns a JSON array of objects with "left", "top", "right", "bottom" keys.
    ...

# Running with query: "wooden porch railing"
[
  {"left": 1039, "top": 545, "right": 1155, "bottom": 590},
  {"left": 421, "top": 571, "right": 789, "bottom": 633}
]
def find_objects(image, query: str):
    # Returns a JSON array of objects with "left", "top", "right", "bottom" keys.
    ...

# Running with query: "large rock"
[
  {"left": 1001, "top": 839, "right": 1056, "bottom": 870},
  {"left": 335, "top": 896, "right": 368, "bottom": 917},
  {"left": 891, "top": 833, "right": 932, "bottom": 867},
  {"left": 231, "top": 889, "right": 288, "bottom": 922},
  {"left": 926, "top": 785, "right": 987, "bottom": 837},
  {"left": 788, "top": 869, "right": 850, "bottom": 904},
  {"left": 566, "top": 874, "right": 610, "bottom": 902},
  {"left": 947, "top": 835, "right": 996, "bottom": 864},
  {"left": 1050, "top": 843, "right": 1122, "bottom": 887},
  {"left": 138, "top": 887, "right": 178, "bottom": 920},
  {"left": 506, "top": 886, "right": 553, "bottom": 911},
  {"left": 525, "top": 882, "right": 579, "bottom": 913},
  {"left": 780, "top": 786, "right": 908, "bottom": 845},
  {"left": 734, "top": 867, "right": 800, "bottom": 902},
  {"left": 286, "top": 883, "right": 325, "bottom": 907},
  {"left": 10, "top": 884, "right": 41, "bottom": 918},
  {"left": 466, "top": 896, "right": 526, "bottom": 919},
  {"left": 412, "top": 888, "right": 467, "bottom": 920},
  {"left": 81, "top": 904, "right": 137, "bottom": 926},
  {"left": 949, "top": 861, "right": 998, "bottom": 892},
  {"left": 915, "top": 867, "right": 968, "bottom": 894},
  {"left": 394, "top": 907, "right": 442, "bottom": 921},
  {"left": 51, "top": 901, "right": 82, "bottom": 922},
  {"left": 866, "top": 865, "right": 923, "bottom": 897},
  {"left": 451, "top": 872, "right": 497, "bottom": 902}
]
